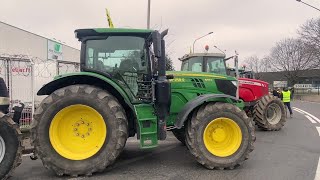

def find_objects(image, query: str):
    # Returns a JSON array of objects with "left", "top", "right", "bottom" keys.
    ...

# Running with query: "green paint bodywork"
[
  {"left": 166, "top": 71, "right": 240, "bottom": 126},
  {"left": 134, "top": 104, "right": 158, "bottom": 149},
  {"left": 47, "top": 28, "right": 244, "bottom": 149},
  {"left": 53, "top": 72, "right": 133, "bottom": 105}
]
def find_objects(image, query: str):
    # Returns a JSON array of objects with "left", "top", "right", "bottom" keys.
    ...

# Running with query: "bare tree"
[
  {"left": 243, "top": 55, "right": 260, "bottom": 72},
  {"left": 243, "top": 55, "right": 270, "bottom": 79},
  {"left": 267, "top": 38, "right": 318, "bottom": 85},
  {"left": 298, "top": 18, "right": 320, "bottom": 64},
  {"left": 260, "top": 56, "right": 272, "bottom": 72}
]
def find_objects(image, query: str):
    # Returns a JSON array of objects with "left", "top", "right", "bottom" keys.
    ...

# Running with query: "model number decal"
[{"left": 239, "top": 80, "right": 266, "bottom": 87}]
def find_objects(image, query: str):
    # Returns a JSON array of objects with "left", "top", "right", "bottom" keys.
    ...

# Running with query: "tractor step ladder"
[{"left": 134, "top": 104, "right": 158, "bottom": 149}]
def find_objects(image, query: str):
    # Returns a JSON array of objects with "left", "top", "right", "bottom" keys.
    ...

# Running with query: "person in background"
[
  {"left": 272, "top": 88, "right": 280, "bottom": 98},
  {"left": 281, "top": 87, "right": 293, "bottom": 118},
  {"left": 290, "top": 87, "right": 295, "bottom": 100}
]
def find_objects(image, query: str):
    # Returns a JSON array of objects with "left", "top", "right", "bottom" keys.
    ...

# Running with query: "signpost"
[
  {"left": 47, "top": 40, "right": 63, "bottom": 60},
  {"left": 273, "top": 81, "right": 287, "bottom": 88},
  {"left": 294, "top": 84, "right": 312, "bottom": 89}
]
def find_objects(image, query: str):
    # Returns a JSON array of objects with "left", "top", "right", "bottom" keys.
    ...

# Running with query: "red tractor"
[{"left": 180, "top": 53, "right": 286, "bottom": 131}]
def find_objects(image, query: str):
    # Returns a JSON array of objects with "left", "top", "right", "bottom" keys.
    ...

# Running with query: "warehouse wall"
[
  {"left": 0, "top": 21, "right": 80, "bottom": 104},
  {"left": 0, "top": 21, "right": 80, "bottom": 62}
]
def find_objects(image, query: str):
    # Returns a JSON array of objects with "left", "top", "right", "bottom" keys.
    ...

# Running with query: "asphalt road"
[{"left": 10, "top": 100, "right": 320, "bottom": 180}]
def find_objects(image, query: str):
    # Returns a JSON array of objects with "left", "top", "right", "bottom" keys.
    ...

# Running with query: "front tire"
[
  {"left": 0, "top": 114, "right": 23, "bottom": 180},
  {"left": 186, "top": 102, "right": 255, "bottom": 169},
  {"left": 31, "top": 85, "right": 128, "bottom": 177},
  {"left": 253, "top": 95, "right": 286, "bottom": 131}
]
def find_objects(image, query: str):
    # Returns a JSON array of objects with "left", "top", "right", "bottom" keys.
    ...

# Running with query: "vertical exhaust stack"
[
  {"left": 155, "top": 29, "right": 170, "bottom": 140},
  {"left": 234, "top": 51, "right": 240, "bottom": 100}
]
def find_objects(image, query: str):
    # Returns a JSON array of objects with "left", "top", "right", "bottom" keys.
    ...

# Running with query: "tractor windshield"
[
  {"left": 206, "top": 57, "right": 227, "bottom": 75},
  {"left": 84, "top": 36, "right": 149, "bottom": 96},
  {"left": 181, "top": 56, "right": 227, "bottom": 75},
  {"left": 85, "top": 36, "right": 147, "bottom": 74}
]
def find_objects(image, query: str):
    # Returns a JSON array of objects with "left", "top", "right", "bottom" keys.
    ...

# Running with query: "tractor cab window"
[
  {"left": 85, "top": 36, "right": 148, "bottom": 96},
  {"left": 181, "top": 57, "right": 203, "bottom": 72},
  {"left": 206, "top": 57, "right": 227, "bottom": 75},
  {"left": 85, "top": 36, "right": 147, "bottom": 74},
  {"left": 181, "top": 61, "right": 189, "bottom": 71}
]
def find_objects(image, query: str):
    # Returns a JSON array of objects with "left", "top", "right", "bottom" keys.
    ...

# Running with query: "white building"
[
  {"left": 0, "top": 21, "right": 80, "bottom": 105},
  {"left": 0, "top": 21, "right": 80, "bottom": 63}
]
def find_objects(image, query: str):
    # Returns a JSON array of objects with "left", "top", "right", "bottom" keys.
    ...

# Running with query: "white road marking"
[
  {"left": 306, "top": 115, "right": 317, "bottom": 124},
  {"left": 293, "top": 107, "right": 320, "bottom": 123},
  {"left": 22, "top": 153, "right": 33, "bottom": 157},
  {"left": 292, "top": 106, "right": 320, "bottom": 180},
  {"left": 316, "top": 157, "right": 320, "bottom": 180},
  {"left": 316, "top": 127, "right": 320, "bottom": 136},
  {"left": 293, "top": 108, "right": 307, "bottom": 115}
]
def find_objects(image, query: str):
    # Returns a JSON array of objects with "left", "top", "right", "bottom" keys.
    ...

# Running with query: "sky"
[{"left": 0, "top": 0, "right": 319, "bottom": 69}]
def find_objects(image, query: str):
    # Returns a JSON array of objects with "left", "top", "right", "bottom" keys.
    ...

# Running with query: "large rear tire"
[
  {"left": 31, "top": 85, "right": 128, "bottom": 177},
  {"left": 0, "top": 114, "right": 23, "bottom": 180},
  {"left": 253, "top": 95, "right": 286, "bottom": 131},
  {"left": 186, "top": 102, "right": 255, "bottom": 169}
]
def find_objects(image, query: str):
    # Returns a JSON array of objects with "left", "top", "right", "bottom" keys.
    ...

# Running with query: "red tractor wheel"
[{"left": 253, "top": 95, "right": 286, "bottom": 131}]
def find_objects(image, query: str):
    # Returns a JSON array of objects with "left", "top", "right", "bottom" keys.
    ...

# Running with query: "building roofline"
[{"left": 0, "top": 20, "right": 80, "bottom": 51}]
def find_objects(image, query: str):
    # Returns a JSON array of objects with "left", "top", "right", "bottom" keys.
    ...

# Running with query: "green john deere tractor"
[{"left": 31, "top": 28, "right": 255, "bottom": 177}]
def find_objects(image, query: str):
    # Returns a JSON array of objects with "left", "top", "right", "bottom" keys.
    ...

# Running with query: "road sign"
[
  {"left": 47, "top": 40, "right": 63, "bottom": 60},
  {"left": 294, "top": 84, "right": 312, "bottom": 89},
  {"left": 273, "top": 81, "right": 287, "bottom": 87}
]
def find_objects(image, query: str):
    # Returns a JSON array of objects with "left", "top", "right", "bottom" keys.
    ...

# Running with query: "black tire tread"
[
  {"left": 31, "top": 85, "right": 128, "bottom": 177},
  {"left": 0, "top": 114, "right": 23, "bottom": 180},
  {"left": 253, "top": 95, "right": 286, "bottom": 131},
  {"left": 171, "top": 128, "right": 186, "bottom": 145},
  {"left": 186, "top": 102, "right": 255, "bottom": 170}
]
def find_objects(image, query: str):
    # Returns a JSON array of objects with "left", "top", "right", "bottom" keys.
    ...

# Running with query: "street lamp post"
[
  {"left": 192, "top": 32, "right": 213, "bottom": 53},
  {"left": 147, "top": 0, "right": 151, "bottom": 29},
  {"left": 296, "top": 0, "right": 320, "bottom": 12}
]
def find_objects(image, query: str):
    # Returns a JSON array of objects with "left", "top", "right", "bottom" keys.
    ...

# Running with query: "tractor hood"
[
  {"left": 238, "top": 78, "right": 268, "bottom": 87},
  {"left": 167, "top": 71, "right": 238, "bottom": 97},
  {"left": 167, "top": 71, "right": 235, "bottom": 81}
]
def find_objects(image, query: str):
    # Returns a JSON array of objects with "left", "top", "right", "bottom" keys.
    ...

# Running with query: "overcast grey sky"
[{"left": 1, "top": 0, "right": 319, "bottom": 68}]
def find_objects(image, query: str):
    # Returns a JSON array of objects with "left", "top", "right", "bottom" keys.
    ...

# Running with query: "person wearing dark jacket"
[{"left": 273, "top": 88, "right": 280, "bottom": 98}]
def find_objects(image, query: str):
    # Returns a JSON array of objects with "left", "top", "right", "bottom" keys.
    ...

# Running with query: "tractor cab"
[
  {"left": 180, "top": 53, "right": 227, "bottom": 75},
  {"left": 75, "top": 28, "right": 167, "bottom": 102}
]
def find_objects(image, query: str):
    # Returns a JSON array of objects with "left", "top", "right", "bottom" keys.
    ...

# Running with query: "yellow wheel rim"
[
  {"left": 49, "top": 105, "right": 107, "bottom": 160},
  {"left": 203, "top": 117, "right": 242, "bottom": 157}
]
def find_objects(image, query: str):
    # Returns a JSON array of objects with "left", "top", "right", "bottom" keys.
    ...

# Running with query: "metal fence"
[
  {"left": 0, "top": 54, "right": 80, "bottom": 130},
  {"left": 294, "top": 86, "right": 320, "bottom": 95}
]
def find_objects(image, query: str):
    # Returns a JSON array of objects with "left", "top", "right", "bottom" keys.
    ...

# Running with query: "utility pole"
[
  {"left": 147, "top": 0, "right": 151, "bottom": 29},
  {"left": 296, "top": 0, "right": 320, "bottom": 12}
]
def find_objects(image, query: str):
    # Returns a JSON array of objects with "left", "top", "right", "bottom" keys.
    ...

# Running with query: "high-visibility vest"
[{"left": 282, "top": 91, "right": 291, "bottom": 102}]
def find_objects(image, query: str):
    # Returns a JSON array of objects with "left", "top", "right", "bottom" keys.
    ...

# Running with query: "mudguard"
[
  {"left": 37, "top": 72, "right": 132, "bottom": 107},
  {"left": 174, "top": 94, "right": 240, "bottom": 128}
]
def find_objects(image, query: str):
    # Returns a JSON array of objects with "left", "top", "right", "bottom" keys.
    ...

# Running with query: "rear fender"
[{"left": 38, "top": 73, "right": 131, "bottom": 105}]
